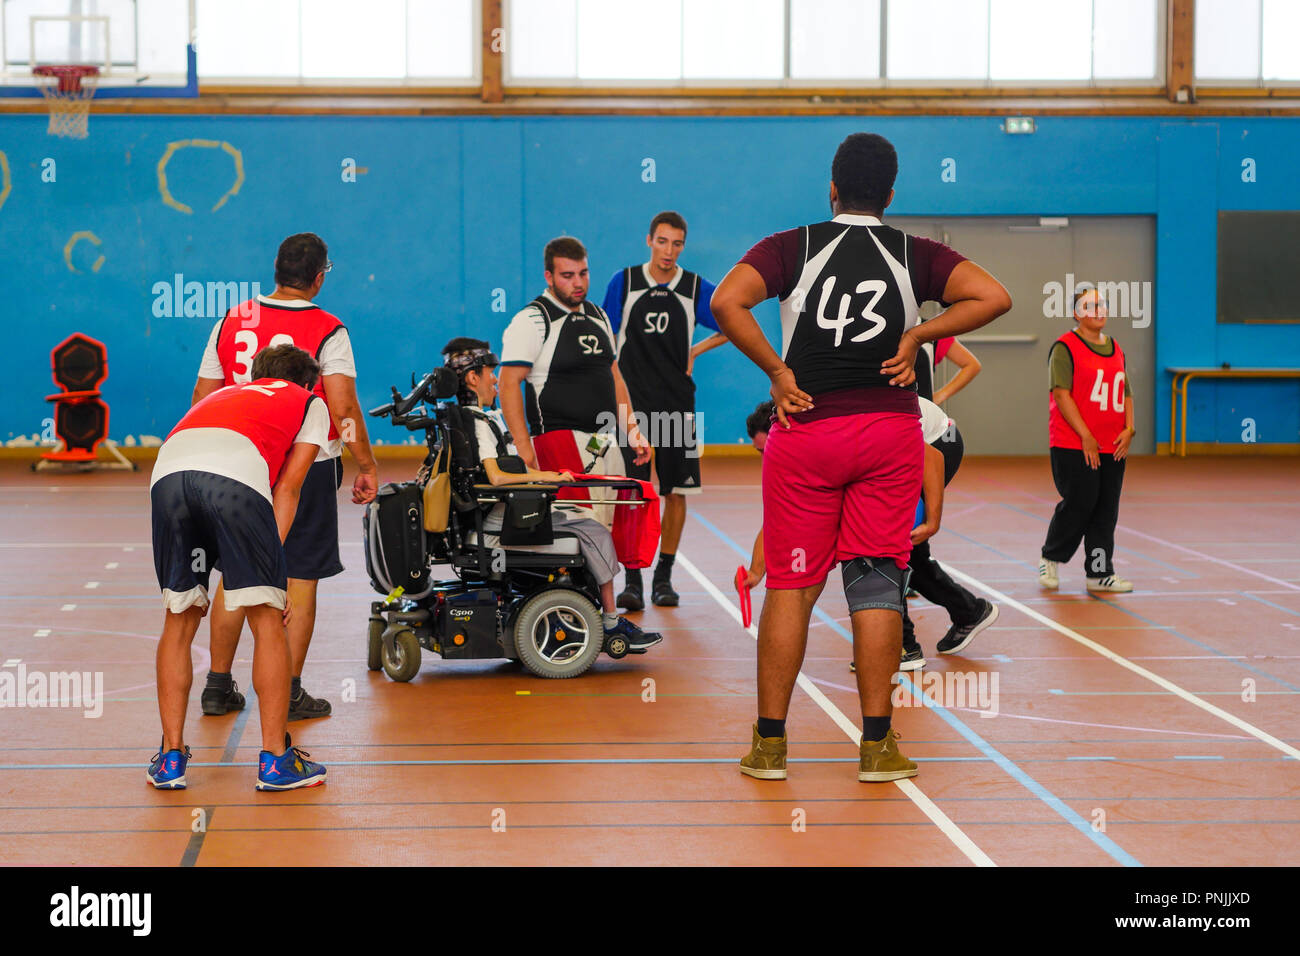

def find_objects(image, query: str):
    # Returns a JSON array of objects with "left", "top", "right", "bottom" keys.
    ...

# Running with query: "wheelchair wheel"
[
  {"left": 513, "top": 588, "right": 603, "bottom": 679},
  {"left": 381, "top": 626, "right": 422, "bottom": 682},
  {"left": 366, "top": 617, "right": 384, "bottom": 671}
]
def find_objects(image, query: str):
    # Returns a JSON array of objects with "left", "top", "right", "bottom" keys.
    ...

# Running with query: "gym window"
[{"left": 506, "top": 0, "right": 1164, "bottom": 86}]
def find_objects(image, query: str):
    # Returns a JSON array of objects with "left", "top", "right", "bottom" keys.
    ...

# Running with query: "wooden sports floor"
[{"left": 1, "top": 454, "right": 1296, "bottom": 867}]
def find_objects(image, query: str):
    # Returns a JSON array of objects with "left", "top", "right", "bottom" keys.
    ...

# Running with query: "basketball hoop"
[{"left": 33, "top": 65, "right": 100, "bottom": 140}]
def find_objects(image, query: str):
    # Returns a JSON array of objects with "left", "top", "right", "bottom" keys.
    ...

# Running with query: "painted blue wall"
[{"left": 1, "top": 113, "right": 1297, "bottom": 449}]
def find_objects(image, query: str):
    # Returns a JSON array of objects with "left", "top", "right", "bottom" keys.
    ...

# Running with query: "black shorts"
[
  {"left": 283, "top": 456, "right": 344, "bottom": 580},
  {"left": 621, "top": 408, "right": 702, "bottom": 496},
  {"left": 151, "top": 470, "right": 287, "bottom": 613}
]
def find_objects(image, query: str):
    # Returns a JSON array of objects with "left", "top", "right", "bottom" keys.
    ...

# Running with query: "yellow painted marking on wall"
[
  {"left": 0, "top": 151, "right": 10, "bottom": 211},
  {"left": 63, "top": 230, "right": 105, "bottom": 274},
  {"left": 157, "top": 139, "right": 245, "bottom": 215}
]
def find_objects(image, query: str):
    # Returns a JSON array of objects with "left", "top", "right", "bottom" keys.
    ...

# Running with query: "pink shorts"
[{"left": 762, "top": 411, "right": 923, "bottom": 589}]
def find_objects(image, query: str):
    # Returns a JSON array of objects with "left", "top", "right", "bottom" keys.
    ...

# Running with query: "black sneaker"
[
  {"left": 651, "top": 578, "right": 679, "bottom": 607},
  {"left": 200, "top": 680, "right": 245, "bottom": 716},
  {"left": 850, "top": 645, "right": 925, "bottom": 673},
  {"left": 605, "top": 616, "right": 663, "bottom": 653},
  {"left": 288, "top": 687, "right": 332, "bottom": 721},
  {"left": 616, "top": 582, "right": 644, "bottom": 611},
  {"left": 937, "top": 599, "right": 1000, "bottom": 655}
]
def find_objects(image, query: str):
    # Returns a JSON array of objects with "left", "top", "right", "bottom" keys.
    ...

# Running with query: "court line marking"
[
  {"left": 688, "top": 514, "right": 1151, "bottom": 867},
  {"left": 675, "top": 550, "right": 994, "bottom": 867},
  {"left": 939, "top": 563, "right": 1300, "bottom": 761}
]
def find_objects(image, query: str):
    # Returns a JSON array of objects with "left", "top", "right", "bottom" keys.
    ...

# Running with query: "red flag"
[{"left": 735, "top": 565, "right": 752, "bottom": 628}]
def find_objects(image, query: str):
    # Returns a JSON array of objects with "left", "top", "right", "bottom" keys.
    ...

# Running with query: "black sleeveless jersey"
[
  {"left": 520, "top": 294, "right": 617, "bottom": 436},
  {"left": 779, "top": 219, "right": 922, "bottom": 398},
  {"left": 613, "top": 265, "right": 704, "bottom": 412}
]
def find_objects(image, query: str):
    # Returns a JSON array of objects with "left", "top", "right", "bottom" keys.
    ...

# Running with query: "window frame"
[
  {"left": 196, "top": 0, "right": 483, "bottom": 92},
  {"left": 503, "top": 0, "right": 1168, "bottom": 92}
]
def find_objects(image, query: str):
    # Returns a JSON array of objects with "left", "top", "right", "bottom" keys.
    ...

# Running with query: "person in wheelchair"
[{"left": 443, "top": 338, "right": 663, "bottom": 654}]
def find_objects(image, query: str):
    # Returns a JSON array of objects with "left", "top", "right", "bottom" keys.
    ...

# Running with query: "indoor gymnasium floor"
[{"left": 1, "top": 454, "right": 1297, "bottom": 867}]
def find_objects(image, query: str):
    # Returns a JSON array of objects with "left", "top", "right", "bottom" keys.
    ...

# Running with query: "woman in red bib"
[{"left": 1039, "top": 287, "right": 1136, "bottom": 593}]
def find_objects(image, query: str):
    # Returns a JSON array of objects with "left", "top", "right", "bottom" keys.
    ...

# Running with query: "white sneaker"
[
  {"left": 1038, "top": 558, "right": 1059, "bottom": 590},
  {"left": 1087, "top": 574, "right": 1134, "bottom": 593}
]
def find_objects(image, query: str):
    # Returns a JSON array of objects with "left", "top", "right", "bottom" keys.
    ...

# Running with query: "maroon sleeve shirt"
[{"left": 740, "top": 229, "right": 967, "bottom": 305}]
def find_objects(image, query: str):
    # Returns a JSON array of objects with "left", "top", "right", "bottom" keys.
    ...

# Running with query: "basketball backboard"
[{"left": 0, "top": 0, "right": 196, "bottom": 98}]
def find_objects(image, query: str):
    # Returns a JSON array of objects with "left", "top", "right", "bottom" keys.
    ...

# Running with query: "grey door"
[{"left": 890, "top": 216, "right": 1156, "bottom": 455}]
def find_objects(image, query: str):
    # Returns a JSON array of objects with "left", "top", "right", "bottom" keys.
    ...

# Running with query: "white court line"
[
  {"left": 60, "top": 604, "right": 75, "bottom": 611},
  {"left": 84, "top": 581, "right": 99, "bottom": 589},
  {"left": 676, "top": 552, "right": 995, "bottom": 867},
  {"left": 33, "top": 629, "right": 50, "bottom": 637},
  {"left": 105, "top": 562, "right": 119, "bottom": 570},
  {"left": 939, "top": 562, "right": 1300, "bottom": 761},
  {"left": 1118, "top": 526, "right": 1300, "bottom": 594}
]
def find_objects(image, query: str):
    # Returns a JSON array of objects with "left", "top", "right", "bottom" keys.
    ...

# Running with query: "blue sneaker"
[
  {"left": 146, "top": 740, "right": 192, "bottom": 790},
  {"left": 256, "top": 734, "right": 327, "bottom": 791},
  {"left": 605, "top": 616, "right": 663, "bottom": 654}
]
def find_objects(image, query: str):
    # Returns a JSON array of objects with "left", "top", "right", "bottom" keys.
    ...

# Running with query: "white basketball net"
[{"left": 37, "top": 73, "right": 99, "bottom": 139}]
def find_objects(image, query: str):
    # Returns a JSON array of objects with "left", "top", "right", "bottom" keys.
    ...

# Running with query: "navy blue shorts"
[
  {"left": 283, "top": 456, "right": 344, "bottom": 580},
  {"left": 151, "top": 470, "right": 287, "bottom": 613}
]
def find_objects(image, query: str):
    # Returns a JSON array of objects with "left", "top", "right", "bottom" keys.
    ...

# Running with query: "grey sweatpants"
[{"left": 484, "top": 511, "right": 620, "bottom": 587}]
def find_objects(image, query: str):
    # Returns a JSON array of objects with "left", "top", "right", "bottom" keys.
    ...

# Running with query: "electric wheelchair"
[{"left": 363, "top": 368, "right": 653, "bottom": 681}]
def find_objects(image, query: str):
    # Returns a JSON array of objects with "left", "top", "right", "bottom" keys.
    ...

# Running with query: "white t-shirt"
[
  {"left": 150, "top": 396, "right": 331, "bottom": 504},
  {"left": 196, "top": 296, "right": 356, "bottom": 460},
  {"left": 918, "top": 397, "right": 952, "bottom": 445},
  {"left": 471, "top": 406, "right": 517, "bottom": 462}
]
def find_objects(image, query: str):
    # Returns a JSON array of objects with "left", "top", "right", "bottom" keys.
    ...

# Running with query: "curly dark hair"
[
  {"left": 746, "top": 400, "right": 775, "bottom": 439},
  {"left": 831, "top": 133, "right": 898, "bottom": 214},
  {"left": 250, "top": 344, "right": 320, "bottom": 390}
]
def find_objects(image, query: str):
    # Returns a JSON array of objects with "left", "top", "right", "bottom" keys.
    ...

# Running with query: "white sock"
[{"left": 603, "top": 612, "right": 619, "bottom": 629}]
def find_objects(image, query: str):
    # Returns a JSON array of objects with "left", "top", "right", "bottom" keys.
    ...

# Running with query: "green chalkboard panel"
[{"left": 1217, "top": 211, "right": 1300, "bottom": 324}]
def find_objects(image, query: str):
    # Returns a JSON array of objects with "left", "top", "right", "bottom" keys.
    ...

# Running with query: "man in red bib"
[
  {"left": 192, "top": 233, "right": 378, "bottom": 721},
  {"left": 1039, "top": 286, "right": 1136, "bottom": 593},
  {"left": 149, "top": 345, "right": 329, "bottom": 790}
]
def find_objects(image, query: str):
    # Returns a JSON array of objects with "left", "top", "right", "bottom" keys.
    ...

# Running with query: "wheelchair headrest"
[{"left": 430, "top": 366, "right": 459, "bottom": 400}]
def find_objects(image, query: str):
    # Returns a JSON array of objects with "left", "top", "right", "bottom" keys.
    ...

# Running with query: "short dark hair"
[
  {"left": 544, "top": 236, "right": 587, "bottom": 274},
  {"left": 746, "top": 400, "right": 775, "bottom": 439},
  {"left": 649, "top": 211, "right": 687, "bottom": 239},
  {"left": 251, "top": 344, "right": 320, "bottom": 390},
  {"left": 274, "top": 233, "right": 328, "bottom": 289},
  {"left": 831, "top": 133, "right": 898, "bottom": 214}
]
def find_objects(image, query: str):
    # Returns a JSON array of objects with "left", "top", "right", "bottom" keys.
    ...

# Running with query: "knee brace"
[{"left": 841, "top": 557, "right": 911, "bottom": 615}]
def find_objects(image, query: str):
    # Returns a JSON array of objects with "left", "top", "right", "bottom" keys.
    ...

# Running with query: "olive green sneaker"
[
  {"left": 858, "top": 729, "right": 918, "bottom": 782},
  {"left": 739, "top": 723, "right": 788, "bottom": 780}
]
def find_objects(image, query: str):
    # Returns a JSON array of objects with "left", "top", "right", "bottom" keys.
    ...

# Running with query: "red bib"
[
  {"left": 214, "top": 300, "right": 344, "bottom": 442},
  {"left": 1048, "top": 331, "right": 1128, "bottom": 454},
  {"left": 169, "top": 380, "right": 315, "bottom": 487},
  {"left": 532, "top": 429, "right": 661, "bottom": 570}
]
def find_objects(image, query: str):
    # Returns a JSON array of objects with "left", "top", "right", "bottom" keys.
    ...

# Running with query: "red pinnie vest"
[
  {"left": 214, "top": 299, "right": 344, "bottom": 443},
  {"left": 169, "top": 380, "right": 317, "bottom": 487},
  {"left": 1048, "top": 330, "right": 1128, "bottom": 454}
]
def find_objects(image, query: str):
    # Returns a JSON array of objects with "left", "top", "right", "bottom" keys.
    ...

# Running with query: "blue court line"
[
  {"left": 1087, "top": 592, "right": 1300, "bottom": 693},
  {"left": 689, "top": 510, "right": 1144, "bottom": 868},
  {"left": 8, "top": 756, "right": 1295, "bottom": 772},
  {"left": 1240, "top": 592, "right": 1300, "bottom": 618},
  {"left": 943, "top": 523, "right": 1300, "bottom": 694}
]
